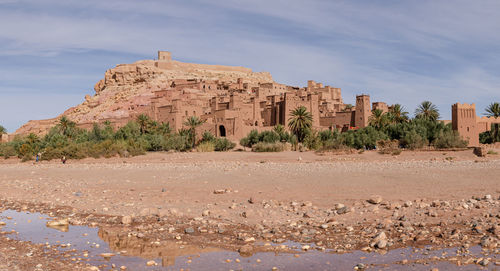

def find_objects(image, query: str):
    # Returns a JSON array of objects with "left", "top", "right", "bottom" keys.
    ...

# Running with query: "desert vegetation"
[
  {"left": 0, "top": 114, "right": 234, "bottom": 161},
  {"left": 239, "top": 102, "right": 467, "bottom": 152},
  {"left": 479, "top": 102, "right": 500, "bottom": 144}
]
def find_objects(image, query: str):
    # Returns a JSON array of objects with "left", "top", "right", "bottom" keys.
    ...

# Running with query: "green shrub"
[
  {"left": 259, "top": 131, "right": 280, "bottom": 143},
  {"left": 400, "top": 129, "right": 427, "bottom": 150},
  {"left": 201, "top": 131, "right": 216, "bottom": 143},
  {"left": 240, "top": 130, "right": 260, "bottom": 147},
  {"left": 252, "top": 142, "right": 286, "bottom": 152},
  {"left": 433, "top": 130, "right": 468, "bottom": 149},
  {"left": 0, "top": 144, "right": 16, "bottom": 159},
  {"left": 303, "top": 130, "right": 322, "bottom": 150},
  {"left": 487, "top": 150, "right": 498, "bottom": 155},
  {"left": 214, "top": 138, "right": 235, "bottom": 151},
  {"left": 164, "top": 135, "right": 190, "bottom": 151}
]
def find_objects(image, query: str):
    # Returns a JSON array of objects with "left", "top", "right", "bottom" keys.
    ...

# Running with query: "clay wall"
[
  {"left": 372, "top": 102, "right": 389, "bottom": 113},
  {"left": 355, "top": 95, "right": 371, "bottom": 128},
  {"left": 451, "top": 103, "right": 479, "bottom": 147}
]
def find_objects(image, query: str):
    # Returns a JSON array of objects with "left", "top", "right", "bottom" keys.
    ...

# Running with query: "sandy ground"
[{"left": 0, "top": 149, "right": 499, "bottom": 270}]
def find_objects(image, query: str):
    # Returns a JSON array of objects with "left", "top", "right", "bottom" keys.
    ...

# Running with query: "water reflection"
[{"left": 0, "top": 209, "right": 493, "bottom": 271}]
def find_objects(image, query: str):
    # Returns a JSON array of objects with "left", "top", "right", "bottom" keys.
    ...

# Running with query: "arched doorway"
[{"left": 219, "top": 125, "right": 226, "bottom": 137}]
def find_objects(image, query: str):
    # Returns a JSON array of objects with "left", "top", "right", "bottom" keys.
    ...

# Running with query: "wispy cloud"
[{"left": 0, "top": 0, "right": 499, "bottom": 131}]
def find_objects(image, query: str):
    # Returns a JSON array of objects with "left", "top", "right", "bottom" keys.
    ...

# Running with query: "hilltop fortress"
[
  {"left": 14, "top": 51, "right": 387, "bottom": 140},
  {"left": 8, "top": 51, "right": 498, "bottom": 146}
]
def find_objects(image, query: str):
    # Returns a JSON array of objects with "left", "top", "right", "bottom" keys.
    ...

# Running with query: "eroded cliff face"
[{"left": 15, "top": 58, "right": 274, "bottom": 136}]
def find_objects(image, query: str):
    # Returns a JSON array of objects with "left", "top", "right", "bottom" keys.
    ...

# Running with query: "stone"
[
  {"left": 46, "top": 218, "right": 69, "bottom": 227},
  {"left": 337, "top": 206, "right": 349, "bottom": 215},
  {"left": 367, "top": 195, "right": 383, "bottom": 204},
  {"left": 184, "top": 227, "right": 195, "bottom": 234},
  {"left": 121, "top": 216, "right": 132, "bottom": 225},
  {"left": 478, "top": 258, "right": 489, "bottom": 266},
  {"left": 480, "top": 235, "right": 497, "bottom": 249},
  {"left": 202, "top": 210, "right": 210, "bottom": 217},
  {"left": 213, "top": 189, "right": 226, "bottom": 194},
  {"left": 354, "top": 263, "right": 366, "bottom": 270},
  {"left": 238, "top": 244, "right": 253, "bottom": 257},
  {"left": 146, "top": 260, "right": 157, "bottom": 266}
]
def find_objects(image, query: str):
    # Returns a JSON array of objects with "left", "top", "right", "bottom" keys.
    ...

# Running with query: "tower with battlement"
[
  {"left": 452, "top": 103, "right": 479, "bottom": 146},
  {"left": 355, "top": 95, "right": 371, "bottom": 128}
]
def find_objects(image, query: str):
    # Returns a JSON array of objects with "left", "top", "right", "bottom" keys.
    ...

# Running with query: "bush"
[
  {"left": 303, "top": 130, "right": 322, "bottom": 150},
  {"left": 197, "top": 141, "right": 215, "bottom": 152},
  {"left": 214, "top": 138, "right": 235, "bottom": 151},
  {"left": 252, "top": 142, "right": 286, "bottom": 152},
  {"left": 400, "top": 130, "right": 427, "bottom": 150},
  {"left": 433, "top": 130, "right": 468, "bottom": 149},
  {"left": 240, "top": 130, "right": 260, "bottom": 148},
  {"left": 377, "top": 140, "right": 400, "bottom": 154},
  {"left": 0, "top": 144, "right": 16, "bottom": 159}
]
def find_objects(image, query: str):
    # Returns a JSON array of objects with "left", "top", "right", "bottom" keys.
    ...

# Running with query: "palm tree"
[
  {"left": 288, "top": 106, "right": 313, "bottom": 142},
  {"left": 485, "top": 102, "right": 500, "bottom": 142},
  {"left": 184, "top": 116, "right": 204, "bottom": 148},
  {"left": 136, "top": 114, "right": 151, "bottom": 135},
  {"left": 59, "top": 116, "right": 76, "bottom": 137},
  {"left": 0, "top": 125, "right": 6, "bottom": 135},
  {"left": 415, "top": 101, "right": 440, "bottom": 121},
  {"left": 369, "top": 109, "right": 389, "bottom": 130},
  {"left": 389, "top": 104, "right": 409, "bottom": 124}
]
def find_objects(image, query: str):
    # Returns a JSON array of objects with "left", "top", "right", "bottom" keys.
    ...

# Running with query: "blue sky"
[{"left": 1, "top": 0, "right": 499, "bottom": 132}]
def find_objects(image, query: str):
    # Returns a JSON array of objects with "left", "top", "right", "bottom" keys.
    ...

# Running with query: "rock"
[
  {"left": 371, "top": 231, "right": 388, "bottom": 248},
  {"left": 213, "top": 189, "right": 226, "bottom": 194},
  {"left": 403, "top": 201, "right": 412, "bottom": 207},
  {"left": 473, "top": 147, "right": 487, "bottom": 157},
  {"left": 337, "top": 206, "right": 349, "bottom": 215},
  {"left": 202, "top": 210, "right": 210, "bottom": 217},
  {"left": 248, "top": 197, "right": 255, "bottom": 204},
  {"left": 301, "top": 245, "right": 311, "bottom": 251},
  {"left": 121, "top": 216, "right": 132, "bottom": 225},
  {"left": 478, "top": 258, "right": 489, "bottom": 266},
  {"left": 146, "top": 260, "right": 157, "bottom": 266},
  {"left": 0, "top": 221, "right": 5, "bottom": 226},
  {"left": 46, "top": 218, "right": 69, "bottom": 227},
  {"left": 375, "top": 239, "right": 387, "bottom": 249},
  {"left": 367, "top": 195, "right": 383, "bottom": 204},
  {"left": 184, "top": 227, "right": 195, "bottom": 234},
  {"left": 99, "top": 253, "right": 115, "bottom": 258},
  {"left": 480, "top": 235, "right": 497, "bottom": 249},
  {"left": 334, "top": 203, "right": 345, "bottom": 210},
  {"left": 238, "top": 244, "right": 253, "bottom": 257},
  {"left": 139, "top": 208, "right": 158, "bottom": 216},
  {"left": 354, "top": 263, "right": 366, "bottom": 270}
]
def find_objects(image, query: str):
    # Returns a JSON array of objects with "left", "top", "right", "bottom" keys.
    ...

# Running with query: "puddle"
[{"left": 0, "top": 210, "right": 496, "bottom": 270}]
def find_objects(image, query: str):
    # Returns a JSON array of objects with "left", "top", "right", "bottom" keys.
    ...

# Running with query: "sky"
[{"left": 0, "top": 0, "right": 499, "bottom": 132}]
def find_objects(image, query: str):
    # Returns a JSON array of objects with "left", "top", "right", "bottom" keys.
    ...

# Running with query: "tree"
[
  {"left": 136, "top": 114, "right": 151, "bottom": 135},
  {"left": 415, "top": 101, "right": 440, "bottom": 121},
  {"left": 369, "top": 109, "right": 389, "bottom": 130},
  {"left": 0, "top": 125, "right": 6, "bottom": 135},
  {"left": 389, "top": 104, "right": 409, "bottom": 124},
  {"left": 58, "top": 116, "right": 76, "bottom": 137},
  {"left": 485, "top": 102, "right": 500, "bottom": 142},
  {"left": 288, "top": 106, "right": 313, "bottom": 142},
  {"left": 184, "top": 116, "right": 204, "bottom": 148}
]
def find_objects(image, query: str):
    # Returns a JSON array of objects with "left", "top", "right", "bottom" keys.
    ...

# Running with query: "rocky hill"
[{"left": 15, "top": 54, "right": 274, "bottom": 136}]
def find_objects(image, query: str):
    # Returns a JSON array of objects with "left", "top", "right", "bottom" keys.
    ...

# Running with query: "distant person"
[
  {"left": 61, "top": 156, "right": 67, "bottom": 164},
  {"left": 36, "top": 152, "right": 41, "bottom": 162}
]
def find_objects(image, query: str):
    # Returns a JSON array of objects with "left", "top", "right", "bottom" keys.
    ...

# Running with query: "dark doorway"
[{"left": 219, "top": 125, "right": 226, "bottom": 137}]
